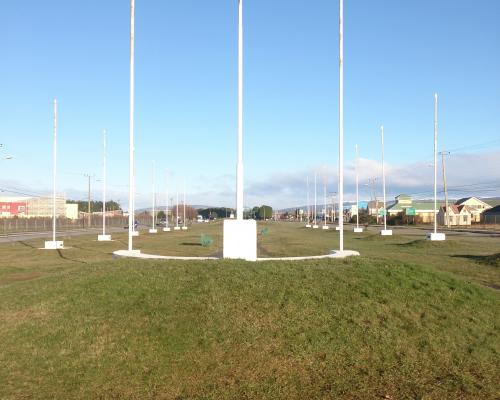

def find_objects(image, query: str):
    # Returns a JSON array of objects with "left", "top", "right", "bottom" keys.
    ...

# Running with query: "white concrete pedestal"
[
  {"left": 174, "top": 227, "right": 181, "bottom": 231},
  {"left": 427, "top": 232, "right": 446, "bottom": 241},
  {"left": 44, "top": 240, "right": 64, "bottom": 249},
  {"left": 329, "top": 250, "right": 360, "bottom": 258},
  {"left": 335, "top": 226, "right": 341, "bottom": 231},
  {"left": 131, "top": 231, "right": 139, "bottom": 237},
  {"left": 149, "top": 229, "right": 158, "bottom": 234},
  {"left": 181, "top": 226, "right": 188, "bottom": 231},
  {"left": 163, "top": 227, "right": 171, "bottom": 232},
  {"left": 322, "top": 225, "right": 329, "bottom": 230},
  {"left": 98, "top": 234, "right": 112, "bottom": 241},
  {"left": 381, "top": 229, "right": 393, "bottom": 236},
  {"left": 223, "top": 219, "right": 257, "bottom": 261},
  {"left": 305, "top": 224, "right": 312, "bottom": 228},
  {"left": 353, "top": 227, "right": 364, "bottom": 233},
  {"left": 312, "top": 225, "right": 319, "bottom": 229}
]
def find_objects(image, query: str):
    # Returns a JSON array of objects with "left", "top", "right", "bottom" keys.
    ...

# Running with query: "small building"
[
  {"left": 387, "top": 194, "right": 437, "bottom": 223},
  {"left": 454, "top": 197, "right": 492, "bottom": 223},
  {"left": 437, "top": 205, "right": 472, "bottom": 227},
  {"left": 483, "top": 206, "right": 500, "bottom": 224}
]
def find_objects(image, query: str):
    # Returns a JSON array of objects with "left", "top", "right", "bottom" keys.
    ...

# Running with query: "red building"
[{"left": 0, "top": 201, "right": 27, "bottom": 217}]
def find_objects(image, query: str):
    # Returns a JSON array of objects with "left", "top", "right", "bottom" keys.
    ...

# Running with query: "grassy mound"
[{"left": 1, "top": 257, "right": 498, "bottom": 399}]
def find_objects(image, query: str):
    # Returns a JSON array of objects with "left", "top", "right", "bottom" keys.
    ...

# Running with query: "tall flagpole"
[
  {"left": 381, "top": 126, "right": 387, "bottom": 231},
  {"left": 52, "top": 99, "right": 57, "bottom": 244},
  {"left": 102, "top": 130, "right": 107, "bottom": 236},
  {"left": 306, "top": 176, "right": 311, "bottom": 226},
  {"left": 433, "top": 93, "right": 438, "bottom": 235},
  {"left": 236, "top": 0, "right": 244, "bottom": 220},
  {"left": 338, "top": 0, "right": 344, "bottom": 251},
  {"left": 128, "top": 0, "right": 135, "bottom": 251},
  {"left": 355, "top": 144, "right": 360, "bottom": 230},
  {"left": 314, "top": 172, "right": 317, "bottom": 226}
]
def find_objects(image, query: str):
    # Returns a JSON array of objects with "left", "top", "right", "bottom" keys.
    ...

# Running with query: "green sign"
[
  {"left": 378, "top": 208, "right": 386, "bottom": 216},
  {"left": 406, "top": 207, "right": 416, "bottom": 216}
]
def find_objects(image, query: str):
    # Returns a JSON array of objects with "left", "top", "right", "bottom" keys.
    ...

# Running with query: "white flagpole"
[
  {"left": 165, "top": 170, "right": 170, "bottom": 230},
  {"left": 128, "top": 0, "right": 135, "bottom": 251},
  {"left": 314, "top": 172, "right": 317, "bottom": 226},
  {"left": 152, "top": 161, "right": 156, "bottom": 231},
  {"left": 236, "top": 0, "right": 244, "bottom": 220},
  {"left": 52, "top": 99, "right": 57, "bottom": 243},
  {"left": 381, "top": 126, "right": 387, "bottom": 231},
  {"left": 183, "top": 179, "right": 187, "bottom": 229},
  {"left": 434, "top": 93, "right": 438, "bottom": 235},
  {"left": 306, "top": 176, "right": 310, "bottom": 226},
  {"left": 338, "top": 0, "right": 344, "bottom": 250},
  {"left": 102, "top": 130, "right": 107, "bottom": 236},
  {"left": 355, "top": 144, "right": 359, "bottom": 230}
]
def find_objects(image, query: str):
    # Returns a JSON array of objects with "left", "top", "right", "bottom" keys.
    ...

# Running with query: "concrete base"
[
  {"left": 353, "top": 227, "right": 364, "bottom": 233},
  {"left": 312, "top": 225, "right": 319, "bottom": 229},
  {"left": 427, "top": 232, "right": 446, "bottom": 241},
  {"left": 322, "top": 225, "right": 329, "bottom": 230},
  {"left": 223, "top": 219, "right": 257, "bottom": 261},
  {"left": 97, "top": 234, "right": 112, "bottom": 241},
  {"left": 381, "top": 229, "right": 393, "bottom": 236},
  {"left": 181, "top": 226, "right": 188, "bottom": 231},
  {"left": 44, "top": 240, "right": 64, "bottom": 249},
  {"left": 163, "top": 227, "right": 171, "bottom": 232},
  {"left": 174, "top": 227, "right": 181, "bottom": 231},
  {"left": 335, "top": 226, "right": 341, "bottom": 231},
  {"left": 329, "top": 250, "right": 361, "bottom": 258},
  {"left": 305, "top": 224, "right": 312, "bottom": 228},
  {"left": 131, "top": 231, "right": 139, "bottom": 237},
  {"left": 149, "top": 229, "right": 158, "bottom": 234}
]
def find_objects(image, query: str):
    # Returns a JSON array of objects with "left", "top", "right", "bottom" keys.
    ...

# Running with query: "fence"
[{"left": 0, "top": 215, "right": 128, "bottom": 235}]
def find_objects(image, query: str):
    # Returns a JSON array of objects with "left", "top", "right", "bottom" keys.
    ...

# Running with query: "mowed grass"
[{"left": 0, "top": 222, "right": 499, "bottom": 399}]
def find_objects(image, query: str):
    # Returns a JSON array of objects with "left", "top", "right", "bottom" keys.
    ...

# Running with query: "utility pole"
[
  {"left": 440, "top": 151, "right": 451, "bottom": 228},
  {"left": 84, "top": 173, "right": 93, "bottom": 228},
  {"left": 368, "top": 177, "right": 378, "bottom": 223}
]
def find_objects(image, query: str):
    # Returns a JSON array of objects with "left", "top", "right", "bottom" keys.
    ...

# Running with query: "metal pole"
[
  {"left": 355, "top": 144, "right": 360, "bottom": 229},
  {"left": 128, "top": 0, "right": 135, "bottom": 251},
  {"left": 306, "top": 176, "right": 310, "bottom": 223},
  {"left": 87, "top": 174, "right": 91, "bottom": 227},
  {"left": 152, "top": 161, "right": 155, "bottom": 229},
  {"left": 165, "top": 170, "right": 169, "bottom": 227},
  {"left": 236, "top": 0, "right": 244, "bottom": 220},
  {"left": 323, "top": 173, "right": 327, "bottom": 226},
  {"left": 441, "top": 151, "right": 450, "bottom": 228},
  {"left": 314, "top": 172, "right": 317, "bottom": 225},
  {"left": 183, "top": 180, "right": 186, "bottom": 227},
  {"left": 381, "top": 126, "right": 387, "bottom": 231},
  {"left": 338, "top": 0, "right": 344, "bottom": 250},
  {"left": 52, "top": 99, "right": 57, "bottom": 243},
  {"left": 434, "top": 93, "right": 438, "bottom": 234},
  {"left": 102, "top": 130, "right": 107, "bottom": 235},
  {"left": 176, "top": 188, "right": 179, "bottom": 228}
]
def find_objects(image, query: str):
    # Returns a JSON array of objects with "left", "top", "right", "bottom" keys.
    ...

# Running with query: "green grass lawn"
[{"left": 0, "top": 222, "right": 499, "bottom": 399}]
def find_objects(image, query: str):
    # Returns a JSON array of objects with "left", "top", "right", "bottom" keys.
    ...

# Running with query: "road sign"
[
  {"left": 378, "top": 208, "right": 386, "bottom": 216},
  {"left": 406, "top": 207, "right": 416, "bottom": 216}
]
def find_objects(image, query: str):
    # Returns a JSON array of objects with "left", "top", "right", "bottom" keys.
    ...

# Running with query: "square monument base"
[
  {"left": 305, "top": 224, "right": 312, "bottom": 228},
  {"left": 381, "top": 229, "right": 393, "bottom": 236},
  {"left": 322, "top": 225, "right": 329, "bottom": 230},
  {"left": 181, "top": 226, "right": 188, "bottom": 230},
  {"left": 312, "top": 225, "right": 319, "bottom": 229},
  {"left": 44, "top": 240, "right": 64, "bottom": 249},
  {"left": 163, "top": 227, "right": 171, "bottom": 232},
  {"left": 149, "top": 229, "right": 158, "bottom": 234},
  {"left": 335, "top": 226, "right": 341, "bottom": 231},
  {"left": 174, "top": 226, "right": 181, "bottom": 231},
  {"left": 223, "top": 219, "right": 257, "bottom": 261},
  {"left": 428, "top": 232, "right": 446, "bottom": 241},
  {"left": 353, "top": 227, "right": 364, "bottom": 233},
  {"left": 131, "top": 231, "right": 139, "bottom": 237},
  {"left": 98, "top": 234, "right": 112, "bottom": 241}
]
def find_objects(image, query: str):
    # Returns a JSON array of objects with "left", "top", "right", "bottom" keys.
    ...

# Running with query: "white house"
[
  {"left": 438, "top": 205, "right": 472, "bottom": 227},
  {"left": 454, "top": 197, "right": 492, "bottom": 223}
]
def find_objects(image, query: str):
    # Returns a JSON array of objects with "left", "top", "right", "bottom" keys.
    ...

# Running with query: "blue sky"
[{"left": 2, "top": 0, "right": 499, "bottom": 209}]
